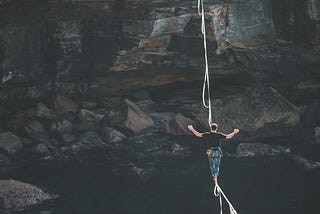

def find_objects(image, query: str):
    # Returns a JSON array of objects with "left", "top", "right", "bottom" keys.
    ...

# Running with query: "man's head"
[{"left": 210, "top": 123, "right": 218, "bottom": 132}]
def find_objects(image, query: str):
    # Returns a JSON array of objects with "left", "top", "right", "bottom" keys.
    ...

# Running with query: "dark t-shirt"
[{"left": 202, "top": 132, "right": 226, "bottom": 148}]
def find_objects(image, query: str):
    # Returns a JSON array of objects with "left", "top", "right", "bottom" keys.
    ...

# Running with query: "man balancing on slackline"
[{"left": 188, "top": 123, "right": 239, "bottom": 183}]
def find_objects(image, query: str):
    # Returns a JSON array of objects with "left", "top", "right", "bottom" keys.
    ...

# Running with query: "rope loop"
[
  {"left": 197, "top": 0, "right": 212, "bottom": 126},
  {"left": 214, "top": 182, "right": 238, "bottom": 214}
]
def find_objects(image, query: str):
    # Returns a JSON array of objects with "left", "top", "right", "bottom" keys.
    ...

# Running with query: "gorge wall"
[{"left": 0, "top": 0, "right": 319, "bottom": 135}]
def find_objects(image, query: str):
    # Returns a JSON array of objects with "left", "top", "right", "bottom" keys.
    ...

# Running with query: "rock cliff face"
[
  {"left": 0, "top": 0, "right": 319, "bottom": 135},
  {"left": 0, "top": 0, "right": 319, "bottom": 103}
]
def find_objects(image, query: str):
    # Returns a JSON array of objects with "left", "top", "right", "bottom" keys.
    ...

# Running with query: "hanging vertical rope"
[
  {"left": 198, "top": 0, "right": 212, "bottom": 126},
  {"left": 197, "top": 1, "right": 238, "bottom": 213}
]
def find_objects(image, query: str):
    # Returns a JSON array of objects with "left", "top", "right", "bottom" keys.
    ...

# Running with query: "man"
[{"left": 188, "top": 123, "right": 239, "bottom": 183}]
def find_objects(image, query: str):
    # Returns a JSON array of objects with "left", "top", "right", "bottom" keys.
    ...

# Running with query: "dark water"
[{"left": 4, "top": 149, "right": 320, "bottom": 214}]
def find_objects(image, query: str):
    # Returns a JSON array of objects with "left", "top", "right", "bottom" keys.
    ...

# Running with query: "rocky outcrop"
[
  {"left": 0, "top": 132, "right": 23, "bottom": 155},
  {"left": 236, "top": 143, "right": 290, "bottom": 157},
  {"left": 183, "top": 87, "right": 301, "bottom": 134},
  {"left": 0, "top": 0, "right": 318, "bottom": 102},
  {"left": 0, "top": 179, "right": 52, "bottom": 210}
]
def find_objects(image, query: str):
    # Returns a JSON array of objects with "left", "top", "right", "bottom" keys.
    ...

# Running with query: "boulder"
[
  {"left": 32, "top": 144, "right": 49, "bottom": 155},
  {"left": 0, "top": 132, "right": 23, "bottom": 156},
  {"left": 35, "top": 103, "right": 55, "bottom": 120},
  {"left": 186, "top": 87, "right": 301, "bottom": 133},
  {"left": 25, "top": 120, "right": 48, "bottom": 139},
  {"left": 315, "top": 127, "right": 320, "bottom": 143},
  {"left": 79, "top": 101, "right": 98, "bottom": 110},
  {"left": 62, "top": 134, "right": 76, "bottom": 143},
  {"left": 0, "top": 179, "right": 51, "bottom": 210},
  {"left": 289, "top": 155, "right": 320, "bottom": 170},
  {"left": 79, "top": 109, "right": 104, "bottom": 123},
  {"left": 78, "top": 131, "right": 105, "bottom": 147},
  {"left": 236, "top": 143, "right": 290, "bottom": 157},
  {"left": 103, "top": 99, "right": 154, "bottom": 135},
  {"left": 50, "top": 119, "right": 72, "bottom": 135},
  {"left": 130, "top": 166, "right": 156, "bottom": 182},
  {"left": 149, "top": 112, "right": 175, "bottom": 132},
  {"left": 166, "top": 113, "right": 196, "bottom": 135},
  {"left": 171, "top": 143, "right": 185, "bottom": 155},
  {"left": 100, "top": 127, "right": 127, "bottom": 144},
  {"left": 54, "top": 94, "right": 79, "bottom": 114},
  {"left": 72, "top": 109, "right": 103, "bottom": 133}
]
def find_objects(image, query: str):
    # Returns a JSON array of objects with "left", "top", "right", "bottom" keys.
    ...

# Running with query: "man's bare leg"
[{"left": 213, "top": 174, "right": 218, "bottom": 183}]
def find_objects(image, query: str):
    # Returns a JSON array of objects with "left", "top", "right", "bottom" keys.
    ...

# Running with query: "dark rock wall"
[{"left": 0, "top": 0, "right": 319, "bottom": 107}]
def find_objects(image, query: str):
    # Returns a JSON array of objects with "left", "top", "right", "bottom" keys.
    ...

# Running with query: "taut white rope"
[{"left": 214, "top": 182, "right": 238, "bottom": 214}]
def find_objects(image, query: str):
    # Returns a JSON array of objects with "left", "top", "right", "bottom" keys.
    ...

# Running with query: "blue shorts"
[{"left": 207, "top": 149, "right": 222, "bottom": 176}]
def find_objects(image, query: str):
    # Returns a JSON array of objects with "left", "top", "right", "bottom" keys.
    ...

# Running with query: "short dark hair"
[{"left": 210, "top": 123, "right": 218, "bottom": 131}]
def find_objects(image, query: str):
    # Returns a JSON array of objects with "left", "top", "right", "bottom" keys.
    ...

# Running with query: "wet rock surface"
[
  {"left": 289, "top": 155, "right": 320, "bottom": 170},
  {"left": 0, "top": 179, "right": 52, "bottom": 210},
  {"left": 236, "top": 143, "right": 290, "bottom": 157}
]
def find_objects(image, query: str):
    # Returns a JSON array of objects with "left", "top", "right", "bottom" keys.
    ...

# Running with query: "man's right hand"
[
  {"left": 233, "top": 129, "right": 239, "bottom": 134},
  {"left": 188, "top": 125, "right": 193, "bottom": 130}
]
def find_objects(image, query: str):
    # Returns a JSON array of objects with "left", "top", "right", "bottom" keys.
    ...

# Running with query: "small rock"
[
  {"left": 35, "top": 103, "right": 55, "bottom": 119},
  {"left": 62, "top": 134, "right": 76, "bottom": 143},
  {"left": 315, "top": 127, "right": 320, "bottom": 143},
  {"left": 130, "top": 166, "right": 156, "bottom": 182},
  {"left": 0, "top": 132, "right": 23, "bottom": 156},
  {"left": 79, "top": 109, "right": 104, "bottom": 123},
  {"left": 25, "top": 120, "right": 48, "bottom": 139},
  {"left": 79, "top": 101, "right": 98, "bottom": 110},
  {"left": 33, "top": 144, "right": 49, "bottom": 155},
  {"left": 50, "top": 119, "right": 72, "bottom": 135},
  {"left": 60, "top": 146, "right": 70, "bottom": 153},
  {"left": 78, "top": 131, "right": 104, "bottom": 147},
  {"left": 70, "top": 144, "right": 81, "bottom": 153},
  {"left": 236, "top": 143, "right": 290, "bottom": 157},
  {"left": 21, "top": 137, "right": 34, "bottom": 146},
  {"left": 171, "top": 143, "right": 184, "bottom": 155},
  {"left": 289, "top": 155, "right": 320, "bottom": 170},
  {"left": 100, "top": 127, "right": 127, "bottom": 143},
  {"left": 54, "top": 94, "right": 79, "bottom": 114},
  {"left": 0, "top": 179, "right": 51, "bottom": 210},
  {"left": 166, "top": 113, "right": 196, "bottom": 135}
]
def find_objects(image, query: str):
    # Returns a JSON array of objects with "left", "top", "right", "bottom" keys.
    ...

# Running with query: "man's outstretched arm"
[
  {"left": 188, "top": 125, "right": 203, "bottom": 138},
  {"left": 225, "top": 129, "right": 239, "bottom": 139}
]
